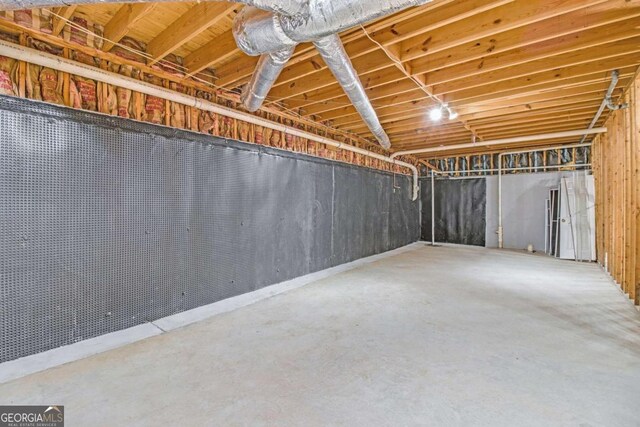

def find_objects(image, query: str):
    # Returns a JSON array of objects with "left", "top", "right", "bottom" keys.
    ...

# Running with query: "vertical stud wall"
[{"left": 592, "top": 71, "right": 640, "bottom": 305}]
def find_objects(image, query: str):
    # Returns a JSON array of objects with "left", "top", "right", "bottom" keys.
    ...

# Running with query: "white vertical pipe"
[
  {"left": 498, "top": 156, "right": 504, "bottom": 248},
  {"left": 431, "top": 169, "right": 435, "bottom": 246}
]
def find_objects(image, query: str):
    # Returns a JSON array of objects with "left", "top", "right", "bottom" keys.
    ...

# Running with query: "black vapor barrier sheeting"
[
  {"left": 0, "top": 96, "right": 419, "bottom": 362},
  {"left": 421, "top": 177, "right": 486, "bottom": 246}
]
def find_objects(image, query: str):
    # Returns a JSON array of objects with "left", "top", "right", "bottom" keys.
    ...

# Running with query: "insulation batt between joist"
[{"left": 0, "top": 39, "right": 419, "bottom": 200}]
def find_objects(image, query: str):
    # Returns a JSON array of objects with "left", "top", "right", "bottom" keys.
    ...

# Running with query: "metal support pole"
[
  {"left": 431, "top": 169, "right": 435, "bottom": 246},
  {"left": 498, "top": 155, "right": 504, "bottom": 249}
]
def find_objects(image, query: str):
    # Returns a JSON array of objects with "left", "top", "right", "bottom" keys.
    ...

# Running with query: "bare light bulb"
[{"left": 429, "top": 107, "right": 443, "bottom": 121}]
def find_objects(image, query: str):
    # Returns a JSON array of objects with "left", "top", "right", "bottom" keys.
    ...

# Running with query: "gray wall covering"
[
  {"left": 485, "top": 172, "right": 562, "bottom": 250},
  {"left": 0, "top": 96, "right": 419, "bottom": 363},
  {"left": 420, "top": 177, "right": 486, "bottom": 246},
  {"left": 421, "top": 173, "right": 565, "bottom": 251}
]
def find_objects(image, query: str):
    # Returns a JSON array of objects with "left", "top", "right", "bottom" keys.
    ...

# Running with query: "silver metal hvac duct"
[
  {"left": 233, "top": 7, "right": 299, "bottom": 57},
  {"left": 235, "top": 0, "right": 429, "bottom": 148},
  {"left": 241, "top": 46, "right": 295, "bottom": 112},
  {"left": 314, "top": 34, "right": 390, "bottom": 149},
  {"left": 234, "top": 0, "right": 431, "bottom": 56},
  {"left": 0, "top": 0, "right": 307, "bottom": 16}
]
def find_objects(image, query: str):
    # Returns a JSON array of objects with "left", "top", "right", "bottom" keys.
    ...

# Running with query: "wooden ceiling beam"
[
  {"left": 455, "top": 85, "right": 628, "bottom": 115},
  {"left": 399, "top": 0, "right": 607, "bottom": 62},
  {"left": 267, "top": 50, "right": 402, "bottom": 101},
  {"left": 421, "top": 21, "right": 640, "bottom": 87},
  {"left": 390, "top": 123, "right": 468, "bottom": 136},
  {"left": 391, "top": 131, "right": 485, "bottom": 146},
  {"left": 472, "top": 113, "right": 594, "bottom": 130},
  {"left": 448, "top": 67, "right": 638, "bottom": 106},
  {"left": 335, "top": 107, "right": 432, "bottom": 130},
  {"left": 329, "top": 97, "right": 437, "bottom": 127},
  {"left": 183, "top": 30, "right": 239, "bottom": 75},
  {"left": 345, "top": 94, "right": 603, "bottom": 136},
  {"left": 459, "top": 95, "right": 605, "bottom": 121},
  {"left": 432, "top": 38, "right": 640, "bottom": 95},
  {"left": 391, "top": 129, "right": 471, "bottom": 142},
  {"left": 362, "top": 92, "right": 606, "bottom": 131},
  {"left": 316, "top": 66, "right": 637, "bottom": 120},
  {"left": 390, "top": 133, "right": 473, "bottom": 147},
  {"left": 291, "top": 42, "right": 640, "bottom": 117},
  {"left": 330, "top": 79, "right": 623, "bottom": 128},
  {"left": 268, "top": 0, "right": 605, "bottom": 103},
  {"left": 384, "top": 122, "right": 467, "bottom": 137},
  {"left": 51, "top": 6, "right": 77, "bottom": 37},
  {"left": 408, "top": 0, "right": 640, "bottom": 76},
  {"left": 317, "top": 89, "right": 427, "bottom": 121},
  {"left": 395, "top": 123, "right": 591, "bottom": 150},
  {"left": 464, "top": 101, "right": 603, "bottom": 124},
  {"left": 381, "top": 120, "right": 474, "bottom": 137},
  {"left": 102, "top": 3, "right": 157, "bottom": 52},
  {"left": 296, "top": 78, "right": 420, "bottom": 115},
  {"left": 146, "top": 2, "right": 236, "bottom": 65},
  {"left": 478, "top": 120, "right": 593, "bottom": 136},
  {"left": 467, "top": 102, "right": 601, "bottom": 124}
]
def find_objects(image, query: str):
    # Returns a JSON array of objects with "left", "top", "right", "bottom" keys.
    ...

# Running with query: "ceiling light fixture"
[{"left": 429, "top": 106, "right": 443, "bottom": 121}]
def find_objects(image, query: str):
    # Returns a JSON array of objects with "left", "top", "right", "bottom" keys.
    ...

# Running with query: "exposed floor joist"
[{"left": 1, "top": 0, "right": 638, "bottom": 157}]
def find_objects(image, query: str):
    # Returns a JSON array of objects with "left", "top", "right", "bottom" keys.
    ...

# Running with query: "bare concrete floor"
[{"left": 1, "top": 244, "right": 640, "bottom": 426}]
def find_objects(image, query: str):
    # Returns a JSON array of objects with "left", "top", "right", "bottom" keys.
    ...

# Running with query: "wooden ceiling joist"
[
  {"left": 450, "top": 67, "right": 638, "bottom": 106},
  {"left": 260, "top": 0, "right": 607, "bottom": 106},
  {"left": 398, "top": 0, "right": 608, "bottom": 62},
  {"left": 51, "top": 6, "right": 77, "bottom": 36},
  {"left": 184, "top": 30, "right": 238, "bottom": 75},
  {"left": 329, "top": 75, "right": 630, "bottom": 128},
  {"left": 102, "top": 3, "right": 157, "bottom": 52},
  {"left": 146, "top": 1, "right": 236, "bottom": 65},
  {"left": 408, "top": 0, "right": 640, "bottom": 76},
  {"left": 432, "top": 38, "right": 640, "bottom": 96},
  {"left": 421, "top": 21, "right": 640, "bottom": 88},
  {"left": 3, "top": 0, "right": 639, "bottom": 155}
]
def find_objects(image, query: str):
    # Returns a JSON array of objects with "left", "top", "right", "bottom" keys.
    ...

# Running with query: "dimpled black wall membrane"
[
  {"left": 421, "top": 177, "right": 486, "bottom": 246},
  {"left": 0, "top": 96, "right": 419, "bottom": 363}
]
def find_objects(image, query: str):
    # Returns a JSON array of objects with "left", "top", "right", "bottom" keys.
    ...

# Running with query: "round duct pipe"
[{"left": 234, "top": 0, "right": 431, "bottom": 56}]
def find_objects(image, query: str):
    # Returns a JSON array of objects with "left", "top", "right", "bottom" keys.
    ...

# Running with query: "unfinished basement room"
[{"left": 0, "top": 0, "right": 639, "bottom": 425}]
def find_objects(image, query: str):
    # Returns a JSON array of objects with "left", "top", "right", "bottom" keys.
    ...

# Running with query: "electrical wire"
[
  {"left": 359, "top": 24, "right": 476, "bottom": 137},
  {"left": 358, "top": 25, "right": 441, "bottom": 106}
]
